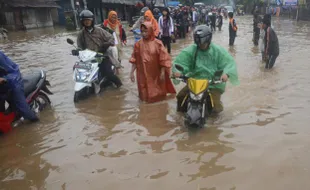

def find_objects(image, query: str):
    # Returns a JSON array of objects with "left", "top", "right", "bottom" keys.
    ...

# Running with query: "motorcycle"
[
  {"left": 0, "top": 69, "right": 53, "bottom": 134},
  {"left": 66, "top": 38, "right": 116, "bottom": 102},
  {"left": 174, "top": 64, "right": 223, "bottom": 128}
]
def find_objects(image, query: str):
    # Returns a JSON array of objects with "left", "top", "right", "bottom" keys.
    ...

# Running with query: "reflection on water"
[{"left": 1, "top": 16, "right": 310, "bottom": 189}]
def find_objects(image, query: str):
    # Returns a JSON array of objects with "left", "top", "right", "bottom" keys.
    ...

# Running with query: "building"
[
  {"left": 167, "top": 0, "right": 180, "bottom": 7},
  {"left": 0, "top": 0, "right": 60, "bottom": 30},
  {"left": 85, "top": 0, "right": 140, "bottom": 24}
]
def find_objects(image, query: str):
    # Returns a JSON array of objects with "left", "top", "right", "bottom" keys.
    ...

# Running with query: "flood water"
[{"left": 1, "top": 16, "right": 310, "bottom": 190}]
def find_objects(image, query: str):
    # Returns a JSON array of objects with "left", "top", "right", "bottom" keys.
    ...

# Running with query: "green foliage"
[
  {"left": 66, "top": 16, "right": 73, "bottom": 25},
  {"left": 65, "top": 16, "right": 75, "bottom": 31}
]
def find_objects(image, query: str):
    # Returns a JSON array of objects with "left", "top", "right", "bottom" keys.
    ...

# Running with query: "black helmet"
[
  {"left": 140, "top": 7, "right": 149, "bottom": 16},
  {"left": 79, "top": 10, "right": 94, "bottom": 28},
  {"left": 194, "top": 25, "right": 212, "bottom": 47}
]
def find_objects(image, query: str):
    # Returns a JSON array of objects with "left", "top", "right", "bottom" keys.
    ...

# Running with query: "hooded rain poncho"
[
  {"left": 144, "top": 10, "right": 160, "bottom": 37},
  {"left": 130, "top": 23, "right": 176, "bottom": 103},
  {"left": 173, "top": 43, "right": 239, "bottom": 93}
]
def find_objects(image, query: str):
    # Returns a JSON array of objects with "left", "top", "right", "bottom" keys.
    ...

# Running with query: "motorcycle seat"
[{"left": 23, "top": 72, "right": 42, "bottom": 96}]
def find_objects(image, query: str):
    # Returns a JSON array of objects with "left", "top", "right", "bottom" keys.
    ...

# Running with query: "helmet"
[
  {"left": 153, "top": 8, "right": 160, "bottom": 13},
  {"left": 140, "top": 7, "right": 149, "bottom": 16},
  {"left": 79, "top": 10, "right": 94, "bottom": 28},
  {"left": 79, "top": 10, "right": 94, "bottom": 21},
  {"left": 193, "top": 25, "right": 212, "bottom": 47}
]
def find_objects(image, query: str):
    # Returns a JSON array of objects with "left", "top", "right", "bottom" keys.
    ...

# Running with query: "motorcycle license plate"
[{"left": 75, "top": 63, "right": 92, "bottom": 70}]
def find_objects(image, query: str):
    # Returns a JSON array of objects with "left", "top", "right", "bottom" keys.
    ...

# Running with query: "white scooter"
[{"left": 66, "top": 38, "right": 115, "bottom": 102}]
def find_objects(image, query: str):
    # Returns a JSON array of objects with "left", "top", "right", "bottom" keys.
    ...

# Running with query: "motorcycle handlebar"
[
  {"left": 172, "top": 75, "right": 224, "bottom": 84},
  {"left": 95, "top": 53, "right": 104, "bottom": 58},
  {"left": 71, "top": 49, "right": 105, "bottom": 58}
]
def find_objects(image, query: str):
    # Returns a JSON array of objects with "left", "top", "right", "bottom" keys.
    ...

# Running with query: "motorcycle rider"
[
  {"left": 77, "top": 10, "right": 122, "bottom": 88},
  {"left": 0, "top": 51, "right": 39, "bottom": 122},
  {"left": 131, "top": 7, "right": 149, "bottom": 31},
  {"left": 172, "top": 25, "right": 239, "bottom": 113}
]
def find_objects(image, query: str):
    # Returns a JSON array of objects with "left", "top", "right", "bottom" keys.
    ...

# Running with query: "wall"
[
  {"left": 22, "top": 8, "right": 54, "bottom": 29},
  {"left": 298, "top": 7, "right": 310, "bottom": 21},
  {"left": 3, "top": 12, "right": 15, "bottom": 29},
  {"left": 51, "top": 8, "right": 59, "bottom": 24}
]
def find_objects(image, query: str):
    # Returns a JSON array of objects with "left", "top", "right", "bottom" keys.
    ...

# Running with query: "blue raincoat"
[{"left": 0, "top": 51, "right": 38, "bottom": 121}]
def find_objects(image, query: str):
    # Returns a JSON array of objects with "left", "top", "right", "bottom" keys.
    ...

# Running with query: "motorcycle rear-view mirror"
[
  {"left": 67, "top": 38, "right": 74, "bottom": 45},
  {"left": 175, "top": 64, "right": 184, "bottom": 72}
]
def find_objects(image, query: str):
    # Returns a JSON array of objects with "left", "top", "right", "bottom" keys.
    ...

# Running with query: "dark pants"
[
  {"left": 218, "top": 24, "right": 222, "bottom": 31},
  {"left": 253, "top": 30, "right": 260, "bottom": 46},
  {"left": 0, "top": 84, "right": 38, "bottom": 121},
  {"left": 178, "top": 26, "right": 186, "bottom": 39},
  {"left": 99, "top": 58, "right": 122, "bottom": 87},
  {"left": 161, "top": 36, "right": 171, "bottom": 53},
  {"left": 192, "top": 22, "right": 197, "bottom": 30},
  {"left": 229, "top": 32, "right": 236, "bottom": 46},
  {"left": 265, "top": 55, "right": 278, "bottom": 69},
  {"left": 176, "top": 86, "right": 223, "bottom": 113},
  {"left": 211, "top": 22, "right": 216, "bottom": 31}
]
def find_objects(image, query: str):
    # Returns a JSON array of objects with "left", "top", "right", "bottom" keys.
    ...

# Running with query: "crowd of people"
[
  {"left": 126, "top": 5, "right": 239, "bottom": 108},
  {"left": 0, "top": 4, "right": 280, "bottom": 123}
]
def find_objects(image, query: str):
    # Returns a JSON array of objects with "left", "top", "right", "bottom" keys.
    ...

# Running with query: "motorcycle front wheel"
[{"left": 74, "top": 91, "right": 81, "bottom": 103}]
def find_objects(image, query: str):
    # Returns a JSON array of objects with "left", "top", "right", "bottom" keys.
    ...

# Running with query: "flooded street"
[{"left": 1, "top": 16, "right": 310, "bottom": 190}]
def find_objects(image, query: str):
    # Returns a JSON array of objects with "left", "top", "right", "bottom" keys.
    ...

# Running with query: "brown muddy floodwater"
[{"left": 1, "top": 16, "right": 310, "bottom": 190}]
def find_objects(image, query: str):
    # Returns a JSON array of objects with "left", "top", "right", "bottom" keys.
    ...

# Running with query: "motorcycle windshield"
[
  {"left": 78, "top": 50, "right": 97, "bottom": 62},
  {"left": 188, "top": 78, "right": 209, "bottom": 95}
]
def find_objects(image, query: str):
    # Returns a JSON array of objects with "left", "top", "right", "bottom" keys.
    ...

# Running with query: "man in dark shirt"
[
  {"left": 210, "top": 12, "right": 217, "bottom": 31},
  {"left": 228, "top": 12, "right": 238, "bottom": 46},
  {"left": 176, "top": 9, "right": 185, "bottom": 39},
  {"left": 262, "top": 14, "right": 279, "bottom": 69}
]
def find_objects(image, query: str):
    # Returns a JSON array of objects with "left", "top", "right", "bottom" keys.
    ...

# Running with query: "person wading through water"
[
  {"left": 129, "top": 23, "right": 176, "bottom": 103},
  {"left": 158, "top": 7, "right": 175, "bottom": 54}
]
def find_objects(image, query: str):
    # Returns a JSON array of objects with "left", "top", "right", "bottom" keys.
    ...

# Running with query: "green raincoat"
[{"left": 173, "top": 43, "right": 239, "bottom": 93}]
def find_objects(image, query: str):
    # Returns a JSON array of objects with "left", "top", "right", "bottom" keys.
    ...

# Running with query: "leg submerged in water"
[
  {"left": 12, "top": 87, "right": 38, "bottom": 121},
  {"left": 176, "top": 86, "right": 188, "bottom": 112},
  {"left": 99, "top": 59, "right": 122, "bottom": 88},
  {"left": 265, "top": 55, "right": 278, "bottom": 69},
  {"left": 210, "top": 89, "right": 223, "bottom": 114}
]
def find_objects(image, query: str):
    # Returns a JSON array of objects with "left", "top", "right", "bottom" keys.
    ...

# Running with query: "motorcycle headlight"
[
  {"left": 75, "top": 69, "right": 91, "bottom": 82},
  {"left": 190, "top": 92, "right": 204, "bottom": 101}
]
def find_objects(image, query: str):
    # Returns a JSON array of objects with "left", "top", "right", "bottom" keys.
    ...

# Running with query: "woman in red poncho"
[
  {"left": 144, "top": 10, "right": 160, "bottom": 37},
  {"left": 103, "top": 11, "right": 126, "bottom": 65},
  {"left": 129, "top": 23, "right": 176, "bottom": 103}
]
